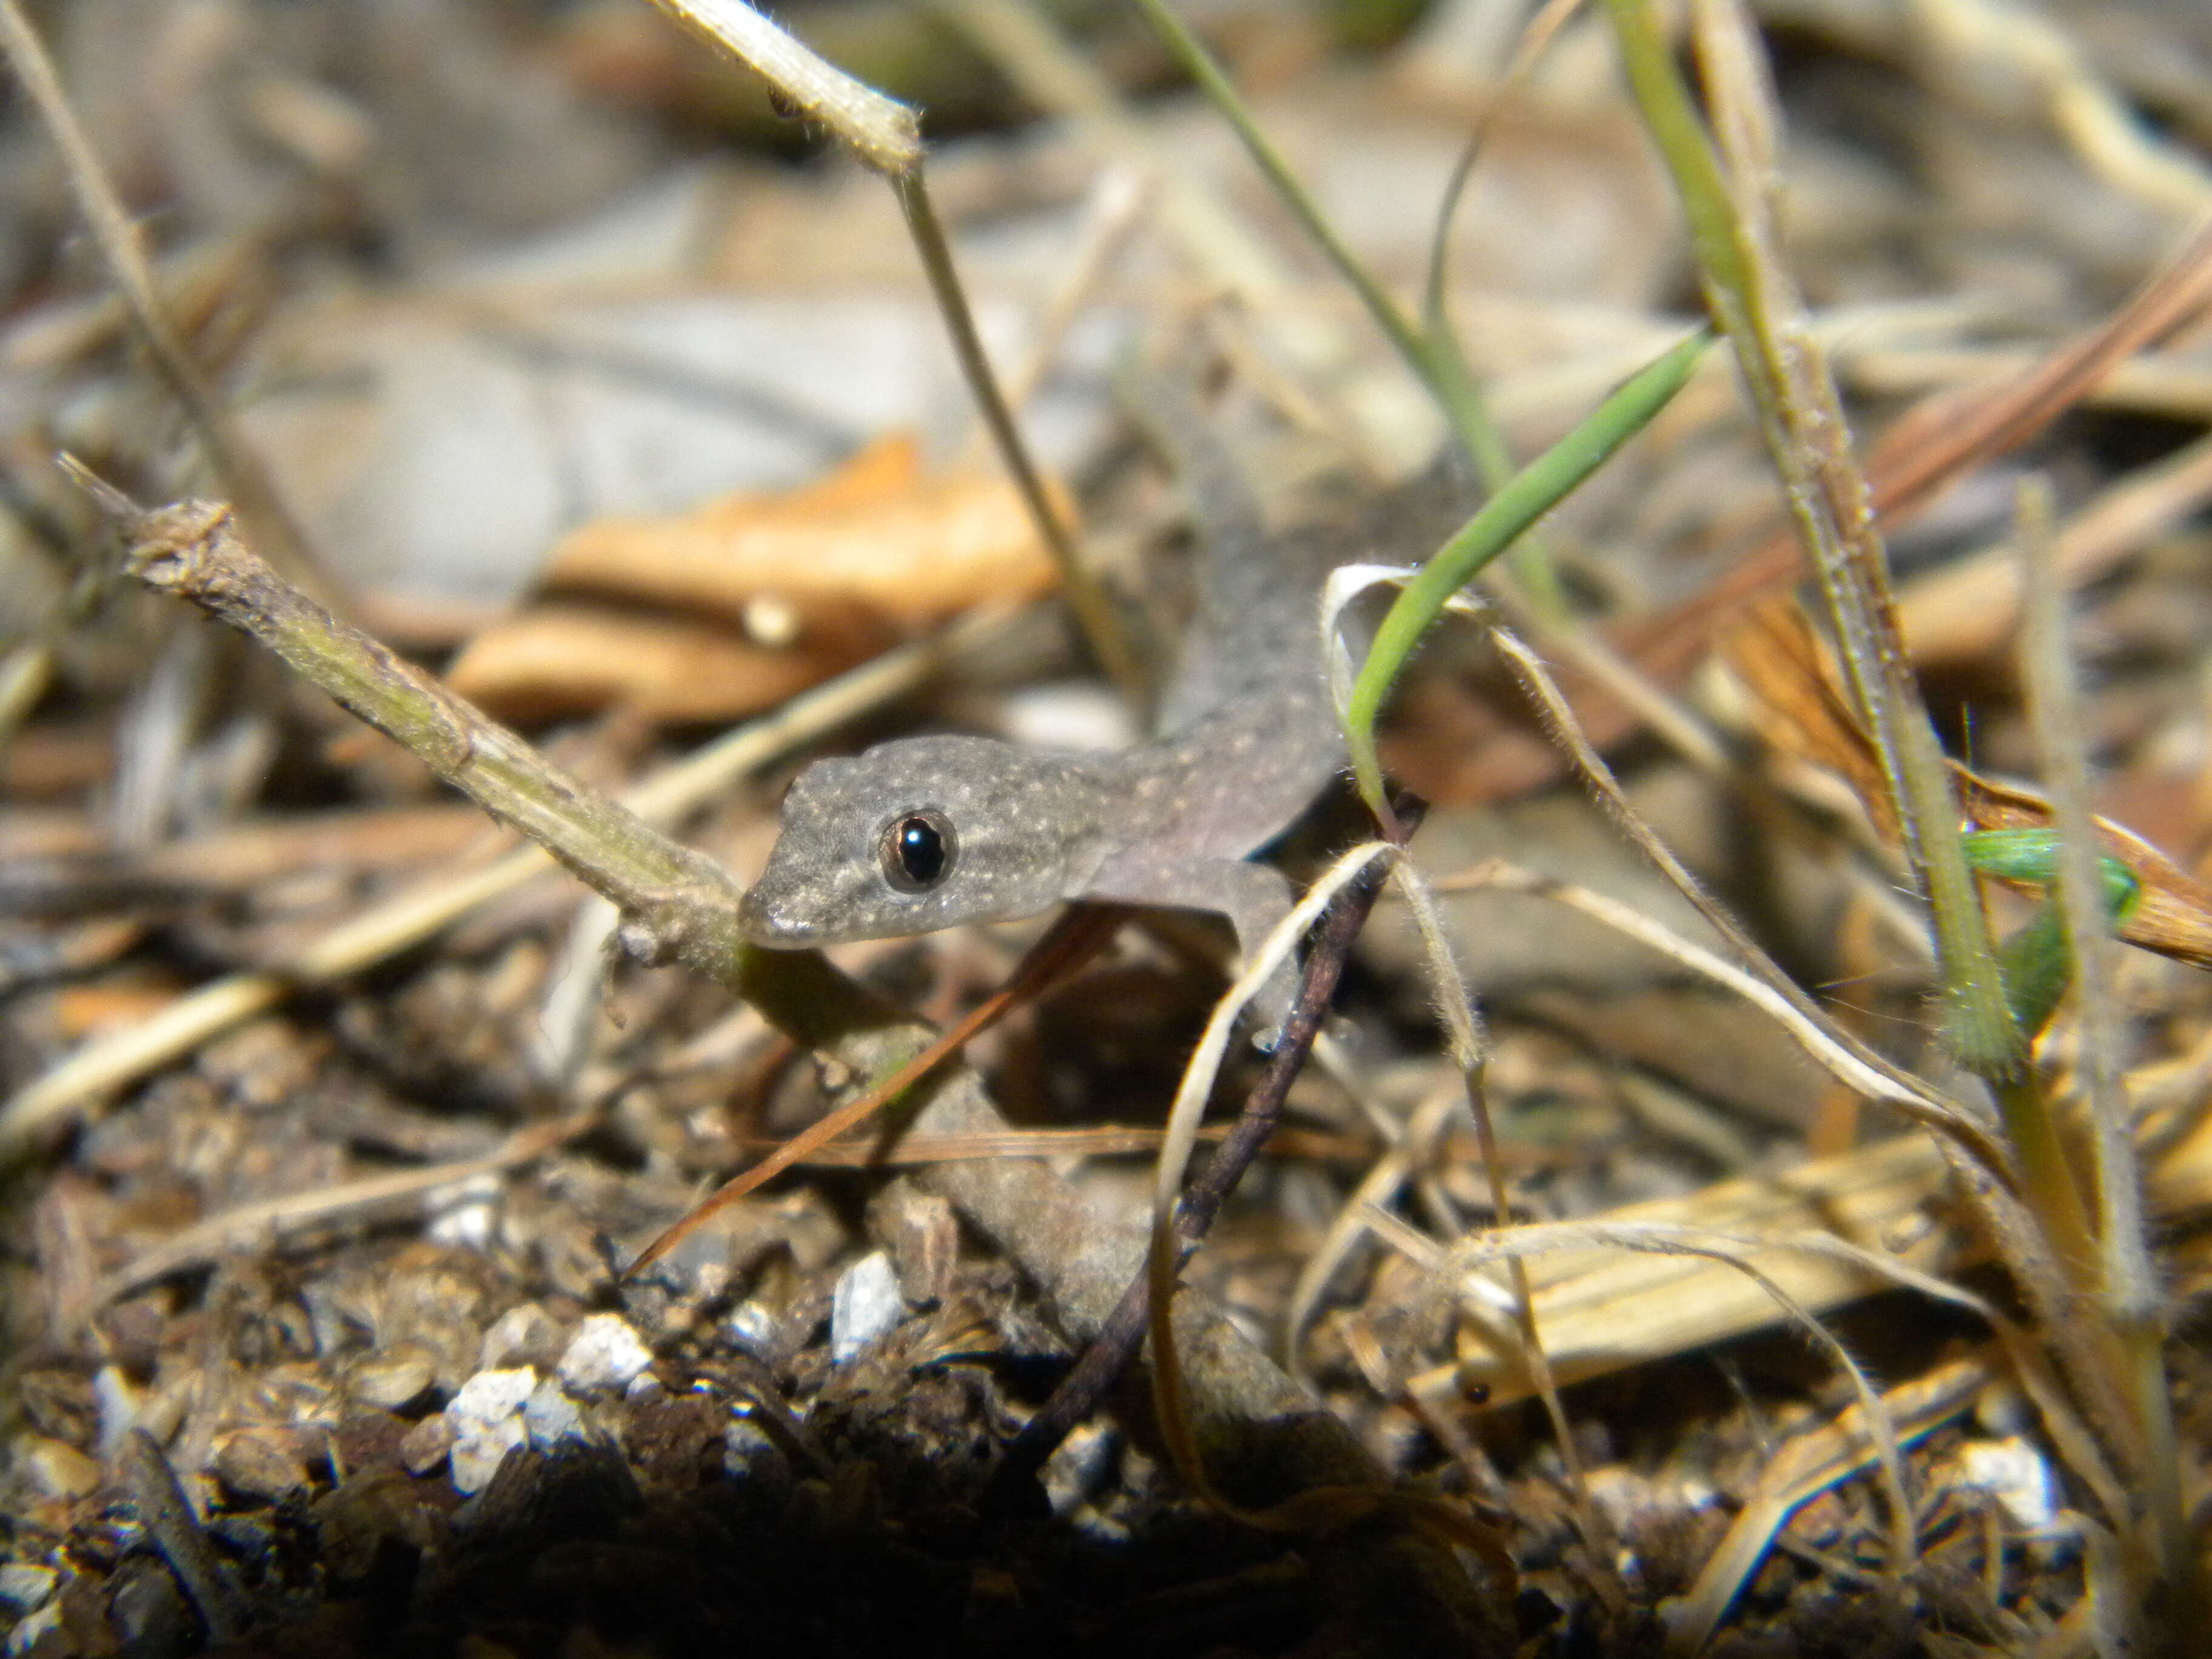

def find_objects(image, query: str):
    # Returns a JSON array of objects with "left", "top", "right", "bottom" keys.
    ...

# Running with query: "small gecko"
[{"left": 739, "top": 426, "right": 1455, "bottom": 1023}]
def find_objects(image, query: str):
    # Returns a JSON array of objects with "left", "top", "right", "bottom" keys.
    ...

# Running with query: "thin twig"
[
  {"left": 640, "top": 0, "right": 921, "bottom": 172},
  {"left": 646, "top": 0, "right": 1142, "bottom": 695},
  {"left": 96, "top": 1114, "right": 596, "bottom": 1305},
  {"left": 0, "top": 592, "right": 1025, "bottom": 1153},
  {"left": 625, "top": 904, "right": 1129, "bottom": 1278},
  {"left": 986, "top": 831, "right": 1398, "bottom": 1501}
]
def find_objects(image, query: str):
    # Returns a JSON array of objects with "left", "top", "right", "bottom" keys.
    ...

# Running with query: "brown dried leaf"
[
  {"left": 543, "top": 432, "right": 1068, "bottom": 631},
  {"left": 1719, "top": 598, "right": 1900, "bottom": 845},
  {"left": 444, "top": 603, "right": 860, "bottom": 723}
]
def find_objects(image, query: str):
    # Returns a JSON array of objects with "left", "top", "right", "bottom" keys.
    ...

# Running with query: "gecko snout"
[{"left": 737, "top": 884, "right": 814, "bottom": 947}]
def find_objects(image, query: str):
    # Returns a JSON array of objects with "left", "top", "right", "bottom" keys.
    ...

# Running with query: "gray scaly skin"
[{"left": 739, "top": 437, "right": 1456, "bottom": 1025}]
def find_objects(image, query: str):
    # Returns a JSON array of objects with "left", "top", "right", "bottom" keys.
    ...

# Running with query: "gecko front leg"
[{"left": 1088, "top": 852, "right": 1303, "bottom": 1042}]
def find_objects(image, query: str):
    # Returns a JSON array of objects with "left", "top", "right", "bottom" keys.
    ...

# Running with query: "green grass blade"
[
  {"left": 1338, "top": 328, "right": 1711, "bottom": 814},
  {"left": 1128, "top": 0, "right": 1526, "bottom": 506}
]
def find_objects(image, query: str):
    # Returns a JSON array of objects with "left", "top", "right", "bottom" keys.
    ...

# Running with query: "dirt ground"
[{"left": 4, "top": 1, "right": 2212, "bottom": 1654}]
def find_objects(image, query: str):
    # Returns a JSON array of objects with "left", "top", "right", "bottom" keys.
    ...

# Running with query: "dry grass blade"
[
  {"left": 735, "top": 1121, "right": 1376, "bottom": 1168},
  {"left": 1666, "top": 1358, "right": 1988, "bottom": 1654},
  {"left": 95, "top": 1114, "right": 597, "bottom": 1306},
  {"left": 1286, "top": 1080, "right": 1464, "bottom": 1386},
  {"left": 1900, "top": 429, "right": 2212, "bottom": 669},
  {"left": 1905, "top": 0, "right": 2212, "bottom": 220},
  {"left": 1387, "top": 850, "right": 1595, "bottom": 1512},
  {"left": 1422, "top": 859, "right": 2002, "bottom": 1159},
  {"left": 1616, "top": 217, "right": 2212, "bottom": 723},
  {"left": 1488, "top": 627, "right": 2000, "bottom": 1157},
  {"left": 0, "top": 0, "right": 329, "bottom": 596},
  {"left": 1404, "top": 1141, "right": 1952, "bottom": 1396},
  {"left": 1395, "top": 1213, "right": 1928, "bottom": 1581},
  {"left": 1392, "top": 1138, "right": 2133, "bottom": 1528}
]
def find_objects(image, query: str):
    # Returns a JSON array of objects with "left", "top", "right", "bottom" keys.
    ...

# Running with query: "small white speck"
[
  {"left": 1955, "top": 1437, "right": 2059, "bottom": 1532},
  {"left": 0, "top": 1564, "right": 58, "bottom": 1612},
  {"left": 521, "top": 1379, "right": 583, "bottom": 1446},
  {"left": 725, "top": 1301, "right": 778, "bottom": 1358},
  {"left": 446, "top": 1366, "right": 537, "bottom": 1493},
  {"left": 427, "top": 1174, "right": 503, "bottom": 1249},
  {"left": 556, "top": 1313, "right": 654, "bottom": 1397},
  {"left": 830, "top": 1250, "right": 904, "bottom": 1364}
]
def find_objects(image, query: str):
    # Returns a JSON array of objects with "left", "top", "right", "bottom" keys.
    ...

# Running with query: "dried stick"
[
  {"left": 986, "top": 837, "right": 1395, "bottom": 1502},
  {"left": 642, "top": 0, "right": 1142, "bottom": 695},
  {"left": 96, "top": 1114, "right": 596, "bottom": 1305},
  {"left": 112, "top": 494, "right": 751, "bottom": 983},
  {"left": 0, "top": 584, "right": 1018, "bottom": 1153}
]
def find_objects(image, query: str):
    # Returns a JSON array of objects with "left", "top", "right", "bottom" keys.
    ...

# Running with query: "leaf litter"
[{"left": 3, "top": 1, "right": 2212, "bottom": 1654}]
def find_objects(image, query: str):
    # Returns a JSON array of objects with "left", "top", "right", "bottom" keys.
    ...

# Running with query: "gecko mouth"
[{"left": 736, "top": 886, "right": 817, "bottom": 947}]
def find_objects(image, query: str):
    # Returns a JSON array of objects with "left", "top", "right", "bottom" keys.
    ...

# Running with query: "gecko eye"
[{"left": 879, "top": 809, "right": 956, "bottom": 893}]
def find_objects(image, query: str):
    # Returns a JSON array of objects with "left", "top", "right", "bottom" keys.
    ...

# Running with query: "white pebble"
[
  {"left": 0, "top": 1564, "right": 58, "bottom": 1611},
  {"left": 555, "top": 1313, "right": 653, "bottom": 1397},
  {"left": 427, "top": 1198, "right": 497, "bottom": 1250},
  {"left": 1956, "top": 1437, "right": 2059, "bottom": 1532},
  {"left": 724, "top": 1301, "right": 778, "bottom": 1360},
  {"left": 4, "top": 1602, "right": 59, "bottom": 1655},
  {"left": 522, "top": 1379, "right": 583, "bottom": 1446},
  {"left": 829, "top": 1251, "right": 903, "bottom": 1365},
  {"left": 445, "top": 1366, "right": 537, "bottom": 1493},
  {"left": 92, "top": 1365, "right": 144, "bottom": 1458}
]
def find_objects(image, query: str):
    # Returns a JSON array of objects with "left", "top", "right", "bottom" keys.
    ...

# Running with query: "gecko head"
[{"left": 740, "top": 734, "right": 1085, "bottom": 947}]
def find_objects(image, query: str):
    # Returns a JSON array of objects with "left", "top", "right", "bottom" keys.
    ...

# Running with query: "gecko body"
[{"left": 739, "top": 440, "right": 1450, "bottom": 1017}]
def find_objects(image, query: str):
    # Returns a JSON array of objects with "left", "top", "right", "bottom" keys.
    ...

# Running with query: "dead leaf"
[
  {"left": 543, "top": 432, "right": 1067, "bottom": 634},
  {"left": 1719, "top": 598, "right": 1900, "bottom": 845},
  {"left": 444, "top": 603, "right": 859, "bottom": 723}
]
